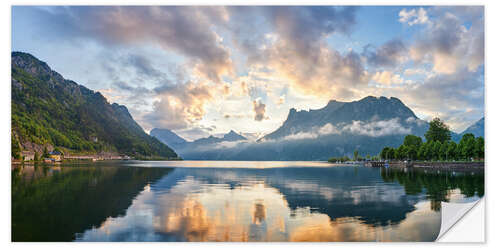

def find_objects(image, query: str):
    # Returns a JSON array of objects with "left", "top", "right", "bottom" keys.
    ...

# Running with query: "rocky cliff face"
[
  {"left": 264, "top": 96, "right": 425, "bottom": 141},
  {"left": 11, "top": 52, "right": 177, "bottom": 158}
]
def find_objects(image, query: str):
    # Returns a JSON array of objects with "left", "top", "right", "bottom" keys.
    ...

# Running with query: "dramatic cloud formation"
[
  {"left": 408, "top": 7, "right": 484, "bottom": 74},
  {"left": 18, "top": 6, "right": 234, "bottom": 82},
  {"left": 144, "top": 81, "right": 216, "bottom": 130},
  {"left": 234, "top": 6, "right": 370, "bottom": 99},
  {"left": 12, "top": 6, "right": 484, "bottom": 135}
]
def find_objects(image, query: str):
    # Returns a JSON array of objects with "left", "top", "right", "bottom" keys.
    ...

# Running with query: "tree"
[
  {"left": 380, "top": 147, "right": 390, "bottom": 160},
  {"left": 439, "top": 142, "right": 448, "bottom": 160},
  {"left": 403, "top": 135, "right": 423, "bottom": 148},
  {"left": 365, "top": 154, "right": 371, "bottom": 161},
  {"left": 42, "top": 146, "right": 49, "bottom": 158},
  {"left": 459, "top": 133, "right": 475, "bottom": 161},
  {"left": 407, "top": 145, "right": 418, "bottom": 160},
  {"left": 432, "top": 141, "right": 442, "bottom": 161},
  {"left": 425, "top": 117, "right": 451, "bottom": 143},
  {"left": 446, "top": 141, "right": 457, "bottom": 160},
  {"left": 417, "top": 144, "right": 426, "bottom": 161},
  {"left": 475, "top": 137, "right": 484, "bottom": 160},
  {"left": 34, "top": 151, "right": 39, "bottom": 162},
  {"left": 353, "top": 150, "right": 359, "bottom": 161},
  {"left": 387, "top": 148, "right": 396, "bottom": 160},
  {"left": 11, "top": 136, "right": 21, "bottom": 160},
  {"left": 396, "top": 145, "right": 408, "bottom": 160}
]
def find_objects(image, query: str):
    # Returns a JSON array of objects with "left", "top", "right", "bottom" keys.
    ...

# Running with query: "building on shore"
[{"left": 48, "top": 151, "right": 62, "bottom": 162}]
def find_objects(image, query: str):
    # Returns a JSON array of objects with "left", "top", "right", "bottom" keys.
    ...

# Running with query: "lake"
[{"left": 11, "top": 161, "right": 484, "bottom": 242}]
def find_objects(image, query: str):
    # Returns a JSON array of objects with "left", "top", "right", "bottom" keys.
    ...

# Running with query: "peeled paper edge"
[{"left": 436, "top": 198, "right": 483, "bottom": 241}]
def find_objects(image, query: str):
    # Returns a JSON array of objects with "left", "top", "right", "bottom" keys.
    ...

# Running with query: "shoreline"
[{"left": 388, "top": 161, "right": 484, "bottom": 171}]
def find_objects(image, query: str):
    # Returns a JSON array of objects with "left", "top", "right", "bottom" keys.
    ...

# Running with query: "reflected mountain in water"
[{"left": 11, "top": 162, "right": 483, "bottom": 242}]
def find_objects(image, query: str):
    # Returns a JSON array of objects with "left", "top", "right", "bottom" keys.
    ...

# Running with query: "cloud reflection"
[{"left": 76, "top": 167, "right": 442, "bottom": 242}]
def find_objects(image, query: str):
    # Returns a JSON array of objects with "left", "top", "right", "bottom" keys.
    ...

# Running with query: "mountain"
[
  {"left": 223, "top": 130, "right": 247, "bottom": 141},
  {"left": 11, "top": 52, "right": 177, "bottom": 159},
  {"left": 151, "top": 129, "right": 247, "bottom": 157},
  {"left": 168, "top": 96, "right": 436, "bottom": 160},
  {"left": 460, "top": 117, "right": 484, "bottom": 138},
  {"left": 263, "top": 96, "right": 427, "bottom": 141},
  {"left": 150, "top": 128, "right": 187, "bottom": 149}
]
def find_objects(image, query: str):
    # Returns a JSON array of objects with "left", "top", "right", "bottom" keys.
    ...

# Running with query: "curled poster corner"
[{"left": 436, "top": 198, "right": 483, "bottom": 241}]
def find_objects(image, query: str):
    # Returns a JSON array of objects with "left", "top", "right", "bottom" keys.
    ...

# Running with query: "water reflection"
[
  {"left": 11, "top": 162, "right": 483, "bottom": 242},
  {"left": 11, "top": 164, "right": 172, "bottom": 241}
]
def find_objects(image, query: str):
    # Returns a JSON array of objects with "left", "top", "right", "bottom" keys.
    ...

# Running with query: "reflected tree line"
[
  {"left": 11, "top": 165, "right": 172, "bottom": 241},
  {"left": 380, "top": 167, "right": 484, "bottom": 211}
]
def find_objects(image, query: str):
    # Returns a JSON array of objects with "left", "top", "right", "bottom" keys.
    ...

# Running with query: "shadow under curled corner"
[{"left": 436, "top": 198, "right": 484, "bottom": 242}]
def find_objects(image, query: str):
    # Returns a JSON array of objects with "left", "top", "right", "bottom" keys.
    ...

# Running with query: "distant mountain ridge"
[
  {"left": 11, "top": 52, "right": 177, "bottom": 158},
  {"left": 150, "top": 128, "right": 187, "bottom": 149},
  {"left": 153, "top": 96, "right": 442, "bottom": 160},
  {"left": 149, "top": 96, "right": 483, "bottom": 161},
  {"left": 460, "top": 117, "right": 484, "bottom": 138},
  {"left": 151, "top": 129, "right": 247, "bottom": 151}
]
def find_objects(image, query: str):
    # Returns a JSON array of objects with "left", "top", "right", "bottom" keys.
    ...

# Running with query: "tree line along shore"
[{"left": 329, "top": 117, "right": 484, "bottom": 165}]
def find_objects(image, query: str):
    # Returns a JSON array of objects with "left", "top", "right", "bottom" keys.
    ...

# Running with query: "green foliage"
[
  {"left": 387, "top": 148, "right": 395, "bottom": 160},
  {"left": 403, "top": 134, "right": 422, "bottom": 148},
  {"left": 407, "top": 145, "right": 418, "bottom": 160},
  {"left": 378, "top": 118, "right": 484, "bottom": 162},
  {"left": 11, "top": 52, "right": 177, "bottom": 158},
  {"left": 42, "top": 147, "right": 49, "bottom": 158},
  {"left": 425, "top": 117, "right": 451, "bottom": 143},
  {"left": 475, "top": 137, "right": 484, "bottom": 159},
  {"left": 380, "top": 147, "right": 390, "bottom": 160},
  {"left": 379, "top": 134, "right": 484, "bottom": 162},
  {"left": 353, "top": 150, "right": 359, "bottom": 161},
  {"left": 11, "top": 136, "right": 21, "bottom": 159},
  {"left": 459, "top": 133, "right": 476, "bottom": 160}
]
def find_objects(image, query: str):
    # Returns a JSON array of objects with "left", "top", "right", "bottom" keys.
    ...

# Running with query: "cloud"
[
  {"left": 372, "top": 71, "right": 405, "bottom": 85},
  {"left": 408, "top": 8, "right": 484, "bottom": 74},
  {"left": 276, "top": 95, "right": 285, "bottom": 105},
  {"left": 253, "top": 98, "right": 267, "bottom": 121},
  {"left": 406, "top": 117, "right": 427, "bottom": 126},
  {"left": 363, "top": 39, "right": 408, "bottom": 67},
  {"left": 342, "top": 118, "right": 411, "bottom": 137},
  {"left": 12, "top": 6, "right": 483, "bottom": 135},
  {"left": 318, "top": 123, "right": 341, "bottom": 135},
  {"left": 282, "top": 131, "right": 319, "bottom": 141},
  {"left": 22, "top": 6, "right": 234, "bottom": 82},
  {"left": 143, "top": 81, "right": 215, "bottom": 130},
  {"left": 373, "top": 68, "right": 483, "bottom": 132},
  {"left": 226, "top": 6, "right": 367, "bottom": 100},
  {"left": 125, "top": 54, "right": 165, "bottom": 79},
  {"left": 399, "top": 8, "right": 430, "bottom": 26}
]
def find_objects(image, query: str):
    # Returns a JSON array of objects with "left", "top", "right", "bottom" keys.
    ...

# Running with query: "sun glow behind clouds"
[{"left": 11, "top": 6, "right": 484, "bottom": 136}]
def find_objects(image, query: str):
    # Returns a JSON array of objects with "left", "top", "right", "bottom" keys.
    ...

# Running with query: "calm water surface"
[{"left": 11, "top": 161, "right": 484, "bottom": 242}]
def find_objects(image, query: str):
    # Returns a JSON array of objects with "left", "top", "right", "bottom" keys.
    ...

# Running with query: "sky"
[{"left": 11, "top": 6, "right": 484, "bottom": 141}]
